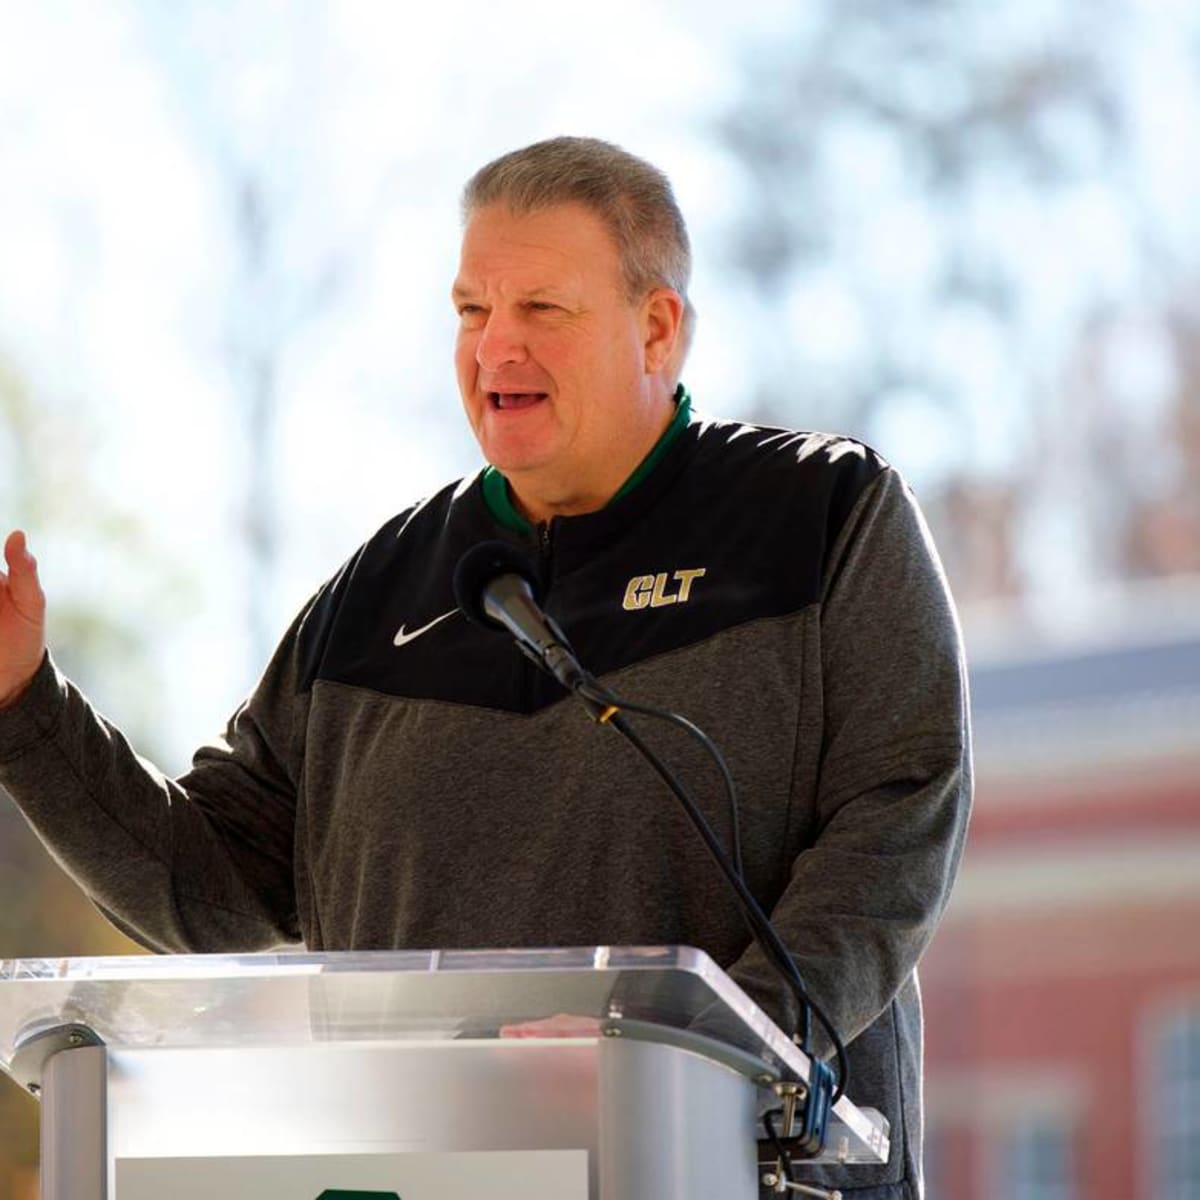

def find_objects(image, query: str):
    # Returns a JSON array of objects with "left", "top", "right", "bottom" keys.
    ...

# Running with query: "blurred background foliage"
[
  {"left": 714, "top": 1, "right": 1200, "bottom": 615},
  {"left": 2, "top": 2, "right": 1199, "bottom": 1195}
]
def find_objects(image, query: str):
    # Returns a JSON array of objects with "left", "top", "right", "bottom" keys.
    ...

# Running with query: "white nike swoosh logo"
[{"left": 393, "top": 609, "right": 458, "bottom": 648}]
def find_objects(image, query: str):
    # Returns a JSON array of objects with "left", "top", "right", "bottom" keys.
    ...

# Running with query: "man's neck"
[
  {"left": 509, "top": 459, "right": 655, "bottom": 523},
  {"left": 481, "top": 385, "right": 692, "bottom": 533},
  {"left": 510, "top": 485, "right": 613, "bottom": 525},
  {"left": 508, "top": 395, "right": 678, "bottom": 525}
]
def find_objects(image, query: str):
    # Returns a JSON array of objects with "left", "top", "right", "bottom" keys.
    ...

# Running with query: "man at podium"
[{"left": 0, "top": 137, "right": 971, "bottom": 1199}]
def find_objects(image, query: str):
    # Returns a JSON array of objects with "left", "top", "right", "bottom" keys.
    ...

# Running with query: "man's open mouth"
[{"left": 489, "top": 392, "right": 547, "bottom": 410}]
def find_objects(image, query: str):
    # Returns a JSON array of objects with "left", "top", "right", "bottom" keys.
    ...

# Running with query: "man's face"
[{"left": 453, "top": 202, "right": 670, "bottom": 516}]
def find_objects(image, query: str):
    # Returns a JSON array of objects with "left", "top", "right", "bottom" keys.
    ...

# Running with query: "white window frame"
[
  {"left": 995, "top": 1109, "right": 1077, "bottom": 1200},
  {"left": 1141, "top": 994, "right": 1200, "bottom": 1200}
]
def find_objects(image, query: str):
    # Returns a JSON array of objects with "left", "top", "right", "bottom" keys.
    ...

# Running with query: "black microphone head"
[{"left": 453, "top": 540, "right": 544, "bottom": 629}]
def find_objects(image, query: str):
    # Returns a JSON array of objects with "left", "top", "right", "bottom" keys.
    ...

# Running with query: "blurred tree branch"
[{"left": 715, "top": 3, "right": 1200, "bottom": 611}]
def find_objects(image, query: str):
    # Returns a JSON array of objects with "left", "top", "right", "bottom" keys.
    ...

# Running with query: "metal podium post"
[{"left": 12, "top": 1023, "right": 108, "bottom": 1200}]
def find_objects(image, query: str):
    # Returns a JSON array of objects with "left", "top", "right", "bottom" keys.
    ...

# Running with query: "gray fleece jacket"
[{"left": 0, "top": 411, "right": 971, "bottom": 1197}]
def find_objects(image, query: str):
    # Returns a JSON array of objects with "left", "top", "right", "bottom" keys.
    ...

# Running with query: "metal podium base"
[{"left": 56, "top": 1035, "right": 760, "bottom": 1199}]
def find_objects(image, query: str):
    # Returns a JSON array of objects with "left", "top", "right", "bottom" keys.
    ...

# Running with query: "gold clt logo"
[{"left": 622, "top": 568, "right": 706, "bottom": 611}]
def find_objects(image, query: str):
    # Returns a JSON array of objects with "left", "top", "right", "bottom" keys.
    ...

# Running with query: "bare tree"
[
  {"left": 714, "top": 2, "right": 1200, "bottom": 604},
  {"left": 0, "top": 351, "right": 166, "bottom": 1195},
  {"left": 134, "top": 2, "right": 409, "bottom": 661}
]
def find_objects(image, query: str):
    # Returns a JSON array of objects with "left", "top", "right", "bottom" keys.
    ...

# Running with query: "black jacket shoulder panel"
[
  {"left": 626, "top": 417, "right": 890, "bottom": 607},
  {"left": 294, "top": 546, "right": 369, "bottom": 696},
  {"left": 296, "top": 476, "right": 495, "bottom": 695},
  {"left": 690, "top": 419, "right": 888, "bottom": 556},
  {"left": 304, "top": 473, "right": 534, "bottom": 703},
  {"left": 301, "top": 422, "right": 889, "bottom": 712}
]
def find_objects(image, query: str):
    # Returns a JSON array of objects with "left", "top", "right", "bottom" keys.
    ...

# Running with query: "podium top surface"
[
  {"left": 0, "top": 946, "right": 782, "bottom": 1068},
  {"left": 0, "top": 945, "right": 890, "bottom": 1163}
]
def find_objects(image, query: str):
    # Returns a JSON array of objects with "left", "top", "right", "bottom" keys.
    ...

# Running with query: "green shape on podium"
[{"left": 317, "top": 1192, "right": 401, "bottom": 1199}]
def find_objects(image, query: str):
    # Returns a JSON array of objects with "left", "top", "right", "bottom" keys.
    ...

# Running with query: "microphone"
[{"left": 453, "top": 541, "right": 590, "bottom": 694}]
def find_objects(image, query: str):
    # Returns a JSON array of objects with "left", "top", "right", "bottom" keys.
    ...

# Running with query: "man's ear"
[{"left": 642, "top": 288, "right": 685, "bottom": 375}]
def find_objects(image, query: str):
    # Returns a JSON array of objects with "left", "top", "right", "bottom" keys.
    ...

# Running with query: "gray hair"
[{"left": 462, "top": 136, "right": 695, "bottom": 364}]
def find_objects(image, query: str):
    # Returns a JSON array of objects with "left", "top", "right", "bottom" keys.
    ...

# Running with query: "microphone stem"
[{"left": 601, "top": 707, "right": 815, "bottom": 1056}]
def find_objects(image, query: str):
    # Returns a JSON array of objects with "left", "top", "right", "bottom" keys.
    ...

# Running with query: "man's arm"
[
  {"left": 728, "top": 468, "right": 972, "bottom": 1056},
  {"left": 0, "top": 532, "right": 313, "bottom": 953}
]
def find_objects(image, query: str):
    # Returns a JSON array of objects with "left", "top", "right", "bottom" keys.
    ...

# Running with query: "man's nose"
[{"left": 474, "top": 311, "right": 528, "bottom": 370}]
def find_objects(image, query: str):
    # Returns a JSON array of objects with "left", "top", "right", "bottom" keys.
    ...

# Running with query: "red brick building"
[{"left": 922, "top": 602, "right": 1200, "bottom": 1200}]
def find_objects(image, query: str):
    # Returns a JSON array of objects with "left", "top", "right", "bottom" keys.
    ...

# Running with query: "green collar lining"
[{"left": 481, "top": 385, "right": 692, "bottom": 534}]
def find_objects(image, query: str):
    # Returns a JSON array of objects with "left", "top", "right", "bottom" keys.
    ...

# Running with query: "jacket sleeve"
[
  {"left": 0, "top": 592, "right": 325, "bottom": 954},
  {"left": 727, "top": 466, "right": 973, "bottom": 1057}
]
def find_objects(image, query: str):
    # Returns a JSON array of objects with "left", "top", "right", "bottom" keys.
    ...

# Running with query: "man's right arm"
[{"left": 0, "top": 530, "right": 305, "bottom": 953}]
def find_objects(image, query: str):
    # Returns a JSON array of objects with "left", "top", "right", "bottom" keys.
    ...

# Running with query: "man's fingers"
[
  {"left": 5, "top": 530, "right": 31, "bottom": 568},
  {"left": 2, "top": 530, "right": 45, "bottom": 613},
  {"left": 498, "top": 1014, "right": 604, "bottom": 1039}
]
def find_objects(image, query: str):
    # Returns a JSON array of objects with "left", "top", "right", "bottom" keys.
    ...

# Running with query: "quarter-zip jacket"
[{"left": 0, "top": 411, "right": 972, "bottom": 1196}]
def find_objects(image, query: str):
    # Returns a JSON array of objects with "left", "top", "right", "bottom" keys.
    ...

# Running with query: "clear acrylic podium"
[{"left": 0, "top": 946, "right": 889, "bottom": 1199}]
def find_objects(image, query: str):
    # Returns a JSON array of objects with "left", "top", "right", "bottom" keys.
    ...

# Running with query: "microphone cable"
[
  {"left": 575, "top": 675, "right": 849, "bottom": 1110},
  {"left": 580, "top": 685, "right": 744, "bottom": 880}
]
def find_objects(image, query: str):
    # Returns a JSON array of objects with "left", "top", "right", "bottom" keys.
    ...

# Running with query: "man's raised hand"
[{"left": 0, "top": 531, "right": 47, "bottom": 710}]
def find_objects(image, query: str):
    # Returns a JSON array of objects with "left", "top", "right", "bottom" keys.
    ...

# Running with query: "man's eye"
[{"left": 528, "top": 301, "right": 557, "bottom": 312}]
